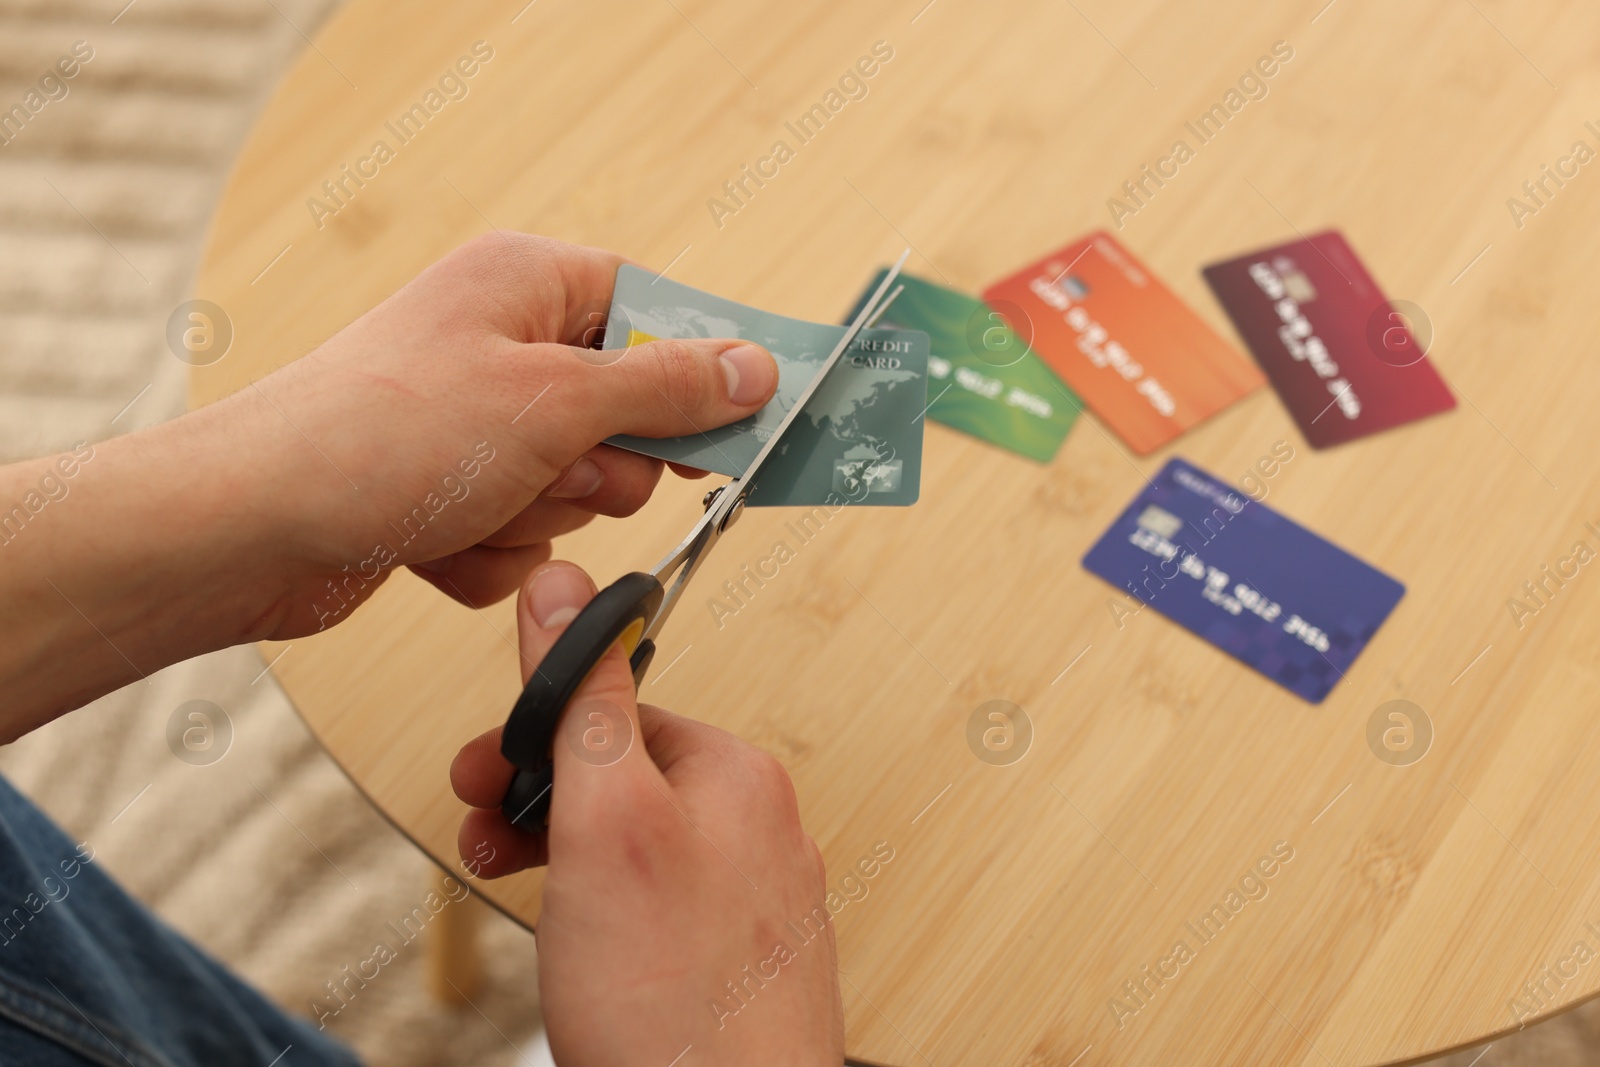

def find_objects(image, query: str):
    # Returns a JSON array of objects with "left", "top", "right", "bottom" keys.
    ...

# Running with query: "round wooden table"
[{"left": 191, "top": 1, "right": 1600, "bottom": 1062}]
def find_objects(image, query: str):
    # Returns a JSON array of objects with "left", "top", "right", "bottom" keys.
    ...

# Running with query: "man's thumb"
[{"left": 566, "top": 337, "right": 778, "bottom": 440}]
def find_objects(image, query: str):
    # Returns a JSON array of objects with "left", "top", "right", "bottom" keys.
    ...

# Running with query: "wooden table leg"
[{"left": 427, "top": 869, "right": 485, "bottom": 1004}]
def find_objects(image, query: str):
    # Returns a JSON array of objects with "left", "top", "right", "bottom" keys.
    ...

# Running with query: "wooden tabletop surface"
[{"left": 190, "top": 0, "right": 1600, "bottom": 1062}]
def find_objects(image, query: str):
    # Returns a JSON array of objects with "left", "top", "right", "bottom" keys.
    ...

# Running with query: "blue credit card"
[{"left": 1082, "top": 458, "right": 1404, "bottom": 703}]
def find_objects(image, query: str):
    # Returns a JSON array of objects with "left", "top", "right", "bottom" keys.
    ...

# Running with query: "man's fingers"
[
  {"left": 447, "top": 560, "right": 642, "bottom": 875},
  {"left": 451, "top": 725, "right": 514, "bottom": 808},
  {"left": 533, "top": 337, "right": 777, "bottom": 454},
  {"left": 410, "top": 542, "right": 552, "bottom": 607},
  {"left": 479, "top": 502, "right": 592, "bottom": 551},
  {"left": 419, "top": 233, "right": 623, "bottom": 345},
  {"left": 516, "top": 562, "right": 637, "bottom": 691},
  {"left": 519, "top": 566, "right": 679, "bottom": 834},
  {"left": 516, "top": 561, "right": 656, "bottom": 810},
  {"left": 464, "top": 447, "right": 666, "bottom": 552},
  {"left": 538, "top": 444, "right": 666, "bottom": 517},
  {"left": 514, "top": 562, "right": 598, "bottom": 679},
  {"left": 459, "top": 807, "right": 547, "bottom": 875},
  {"left": 667, "top": 461, "right": 711, "bottom": 480},
  {"left": 451, "top": 728, "right": 551, "bottom": 874},
  {"left": 635, "top": 702, "right": 746, "bottom": 779}
]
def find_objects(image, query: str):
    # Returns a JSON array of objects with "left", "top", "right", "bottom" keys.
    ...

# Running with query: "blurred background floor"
[{"left": 0, "top": 1, "right": 1589, "bottom": 1065}]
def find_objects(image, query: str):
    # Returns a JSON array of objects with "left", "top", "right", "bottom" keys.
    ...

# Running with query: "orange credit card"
[{"left": 983, "top": 232, "right": 1264, "bottom": 455}]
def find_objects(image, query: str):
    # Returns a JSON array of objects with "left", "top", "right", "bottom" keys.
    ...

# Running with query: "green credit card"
[
  {"left": 845, "top": 270, "right": 1080, "bottom": 462},
  {"left": 604, "top": 264, "right": 929, "bottom": 507}
]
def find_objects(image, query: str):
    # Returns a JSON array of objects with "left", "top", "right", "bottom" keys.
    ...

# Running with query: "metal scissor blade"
[
  {"left": 728, "top": 247, "right": 910, "bottom": 496},
  {"left": 641, "top": 249, "right": 911, "bottom": 642},
  {"left": 864, "top": 283, "right": 905, "bottom": 329},
  {"left": 642, "top": 496, "right": 723, "bottom": 641}
]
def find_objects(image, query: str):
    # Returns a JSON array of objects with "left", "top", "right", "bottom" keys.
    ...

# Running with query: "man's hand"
[
  {"left": 0, "top": 234, "right": 776, "bottom": 738},
  {"left": 451, "top": 562, "right": 846, "bottom": 1067},
  {"left": 243, "top": 232, "right": 776, "bottom": 634}
]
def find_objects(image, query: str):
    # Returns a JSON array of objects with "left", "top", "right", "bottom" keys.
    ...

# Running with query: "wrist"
[
  {"left": 153, "top": 387, "right": 328, "bottom": 642},
  {"left": 0, "top": 395, "right": 315, "bottom": 738}
]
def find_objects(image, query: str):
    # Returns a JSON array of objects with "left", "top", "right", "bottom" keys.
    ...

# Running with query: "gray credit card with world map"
[{"left": 603, "top": 264, "right": 928, "bottom": 507}]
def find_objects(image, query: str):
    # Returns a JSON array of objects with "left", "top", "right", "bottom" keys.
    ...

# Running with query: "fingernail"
[
  {"left": 530, "top": 565, "right": 590, "bottom": 628},
  {"left": 548, "top": 457, "right": 603, "bottom": 499},
  {"left": 414, "top": 555, "right": 454, "bottom": 575},
  {"left": 720, "top": 344, "right": 776, "bottom": 406}
]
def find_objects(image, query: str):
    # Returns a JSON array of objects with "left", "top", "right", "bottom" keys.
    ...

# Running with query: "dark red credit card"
[{"left": 1202, "top": 230, "right": 1454, "bottom": 448}]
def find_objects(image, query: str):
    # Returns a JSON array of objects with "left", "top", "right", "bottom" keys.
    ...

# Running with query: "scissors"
[{"left": 498, "top": 251, "right": 910, "bottom": 831}]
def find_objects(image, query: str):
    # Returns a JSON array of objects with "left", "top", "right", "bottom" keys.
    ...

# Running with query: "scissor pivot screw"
[{"left": 721, "top": 496, "right": 746, "bottom": 531}]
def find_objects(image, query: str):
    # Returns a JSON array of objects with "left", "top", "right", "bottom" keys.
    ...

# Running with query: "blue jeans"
[{"left": 0, "top": 774, "right": 360, "bottom": 1067}]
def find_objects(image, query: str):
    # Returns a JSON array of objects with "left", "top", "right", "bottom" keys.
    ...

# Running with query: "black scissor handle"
[{"left": 499, "top": 571, "right": 662, "bottom": 831}]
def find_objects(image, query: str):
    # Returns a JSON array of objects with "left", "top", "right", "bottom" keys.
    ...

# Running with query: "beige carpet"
[{"left": 0, "top": 2, "right": 1591, "bottom": 1065}]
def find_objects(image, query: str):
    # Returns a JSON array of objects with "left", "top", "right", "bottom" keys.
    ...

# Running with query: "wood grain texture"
[{"left": 189, "top": 0, "right": 1600, "bottom": 1062}]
